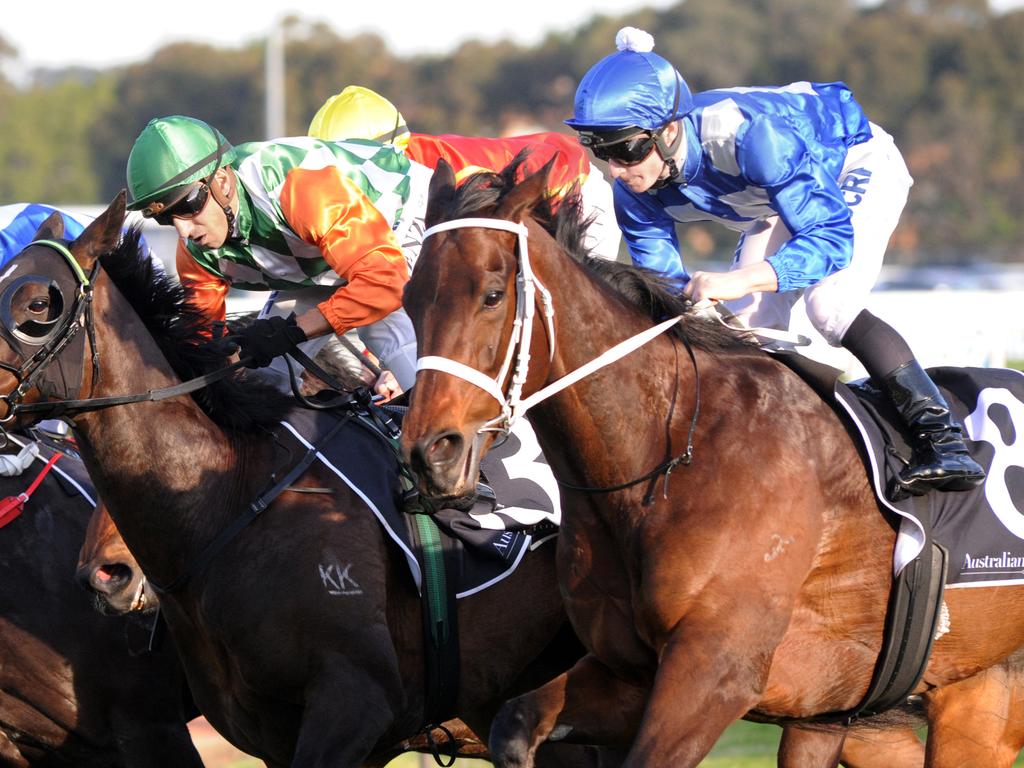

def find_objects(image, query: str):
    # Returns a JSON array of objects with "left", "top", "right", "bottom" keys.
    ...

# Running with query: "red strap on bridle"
[{"left": 0, "top": 451, "right": 62, "bottom": 529}]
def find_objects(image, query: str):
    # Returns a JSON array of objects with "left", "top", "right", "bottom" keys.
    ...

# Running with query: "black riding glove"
[{"left": 232, "top": 314, "right": 308, "bottom": 369}]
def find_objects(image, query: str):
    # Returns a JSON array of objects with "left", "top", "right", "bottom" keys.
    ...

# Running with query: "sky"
[
  {"left": 2, "top": 0, "right": 680, "bottom": 74},
  {"left": 4, "top": 0, "right": 1021, "bottom": 76}
]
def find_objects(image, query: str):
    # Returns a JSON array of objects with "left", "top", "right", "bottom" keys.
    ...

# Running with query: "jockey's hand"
[
  {"left": 684, "top": 262, "right": 780, "bottom": 305},
  {"left": 232, "top": 314, "right": 308, "bottom": 369},
  {"left": 373, "top": 370, "right": 403, "bottom": 403}
]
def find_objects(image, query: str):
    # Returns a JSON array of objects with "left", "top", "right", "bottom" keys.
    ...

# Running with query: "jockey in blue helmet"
[{"left": 565, "top": 27, "right": 984, "bottom": 501}]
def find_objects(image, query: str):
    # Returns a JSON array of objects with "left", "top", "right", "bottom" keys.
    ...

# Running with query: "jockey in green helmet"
[
  {"left": 124, "top": 114, "right": 431, "bottom": 402},
  {"left": 126, "top": 116, "right": 238, "bottom": 234}
]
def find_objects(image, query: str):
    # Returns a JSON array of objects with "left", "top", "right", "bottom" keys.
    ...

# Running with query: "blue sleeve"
[
  {"left": 0, "top": 205, "right": 86, "bottom": 266},
  {"left": 612, "top": 181, "right": 688, "bottom": 288},
  {"left": 737, "top": 116, "right": 853, "bottom": 291}
]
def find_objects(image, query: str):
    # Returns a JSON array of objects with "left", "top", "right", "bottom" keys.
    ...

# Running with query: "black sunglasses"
[
  {"left": 144, "top": 182, "right": 211, "bottom": 226},
  {"left": 580, "top": 130, "right": 659, "bottom": 165}
]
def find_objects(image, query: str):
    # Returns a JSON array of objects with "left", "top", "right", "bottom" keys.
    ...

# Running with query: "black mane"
[
  {"left": 97, "top": 226, "right": 294, "bottom": 429},
  {"left": 442, "top": 154, "right": 758, "bottom": 354}
]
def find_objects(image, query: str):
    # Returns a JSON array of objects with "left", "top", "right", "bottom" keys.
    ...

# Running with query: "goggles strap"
[{"left": 651, "top": 72, "right": 686, "bottom": 187}]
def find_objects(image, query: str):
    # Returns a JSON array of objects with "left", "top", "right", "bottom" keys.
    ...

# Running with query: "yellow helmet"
[{"left": 308, "top": 85, "right": 410, "bottom": 151}]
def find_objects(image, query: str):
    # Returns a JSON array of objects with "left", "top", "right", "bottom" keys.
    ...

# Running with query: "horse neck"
[
  {"left": 525, "top": 245, "right": 702, "bottom": 487},
  {"left": 71, "top": 274, "right": 242, "bottom": 579}
]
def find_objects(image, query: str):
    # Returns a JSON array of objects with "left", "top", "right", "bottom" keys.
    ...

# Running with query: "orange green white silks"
[{"left": 177, "top": 137, "right": 430, "bottom": 336}]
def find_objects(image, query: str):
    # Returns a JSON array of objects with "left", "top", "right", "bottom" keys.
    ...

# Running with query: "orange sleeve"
[
  {"left": 279, "top": 166, "right": 409, "bottom": 336},
  {"left": 175, "top": 240, "right": 229, "bottom": 325}
]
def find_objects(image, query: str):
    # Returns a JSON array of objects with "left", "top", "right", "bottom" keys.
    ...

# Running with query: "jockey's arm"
[
  {"left": 737, "top": 115, "right": 854, "bottom": 292},
  {"left": 279, "top": 168, "right": 409, "bottom": 340}
]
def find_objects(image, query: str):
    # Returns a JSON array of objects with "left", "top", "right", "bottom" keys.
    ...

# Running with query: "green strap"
[{"left": 415, "top": 513, "right": 449, "bottom": 646}]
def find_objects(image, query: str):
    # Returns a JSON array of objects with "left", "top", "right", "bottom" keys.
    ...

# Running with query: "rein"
[{"left": 418, "top": 217, "right": 701, "bottom": 500}]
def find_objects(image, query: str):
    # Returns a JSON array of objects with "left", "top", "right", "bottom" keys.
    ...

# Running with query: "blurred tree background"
[{"left": 1, "top": 0, "right": 1022, "bottom": 264}]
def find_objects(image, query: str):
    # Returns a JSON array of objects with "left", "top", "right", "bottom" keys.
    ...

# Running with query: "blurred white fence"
[{"left": 789, "top": 289, "right": 1024, "bottom": 378}]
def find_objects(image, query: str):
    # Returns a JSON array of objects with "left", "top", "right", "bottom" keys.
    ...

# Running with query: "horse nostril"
[
  {"left": 412, "top": 432, "right": 465, "bottom": 475},
  {"left": 88, "top": 563, "right": 133, "bottom": 595},
  {"left": 428, "top": 432, "right": 464, "bottom": 469}
]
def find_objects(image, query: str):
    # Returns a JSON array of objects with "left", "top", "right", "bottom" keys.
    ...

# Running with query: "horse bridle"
[
  {"left": 416, "top": 217, "right": 689, "bottom": 436},
  {"left": 0, "top": 239, "right": 247, "bottom": 435},
  {"left": 417, "top": 218, "right": 555, "bottom": 435},
  {"left": 0, "top": 239, "right": 100, "bottom": 431}
]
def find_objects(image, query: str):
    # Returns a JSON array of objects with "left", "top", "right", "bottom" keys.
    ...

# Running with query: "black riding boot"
[{"left": 882, "top": 360, "right": 986, "bottom": 500}]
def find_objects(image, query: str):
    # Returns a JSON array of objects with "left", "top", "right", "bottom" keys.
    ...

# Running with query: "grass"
[{"left": 218, "top": 718, "right": 1024, "bottom": 766}]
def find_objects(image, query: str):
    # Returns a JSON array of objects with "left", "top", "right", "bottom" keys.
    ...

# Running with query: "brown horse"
[
  {"left": 399, "top": 159, "right": 1024, "bottom": 767},
  {"left": 0, "top": 435, "right": 200, "bottom": 767},
  {"left": 0, "top": 194, "right": 623, "bottom": 768}
]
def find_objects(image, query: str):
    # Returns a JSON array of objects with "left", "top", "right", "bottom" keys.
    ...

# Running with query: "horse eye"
[
  {"left": 483, "top": 290, "right": 504, "bottom": 308},
  {"left": 28, "top": 298, "right": 50, "bottom": 314}
]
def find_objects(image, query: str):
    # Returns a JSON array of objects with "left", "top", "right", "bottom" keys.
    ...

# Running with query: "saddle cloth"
[
  {"left": 781, "top": 352, "right": 1024, "bottom": 588},
  {"left": 277, "top": 406, "right": 560, "bottom": 599}
]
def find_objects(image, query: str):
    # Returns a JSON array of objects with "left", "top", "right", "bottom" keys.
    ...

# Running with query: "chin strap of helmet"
[
  {"left": 210, "top": 168, "right": 237, "bottom": 237},
  {"left": 651, "top": 73, "right": 686, "bottom": 189}
]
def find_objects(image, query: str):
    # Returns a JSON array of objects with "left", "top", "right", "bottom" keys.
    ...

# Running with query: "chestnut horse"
[
  {"left": 0, "top": 195, "right": 622, "bottom": 768},
  {"left": 0, "top": 436, "right": 200, "bottom": 767},
  {"left": 399, "top": 160, "right": 1024, "bottom": 767}
]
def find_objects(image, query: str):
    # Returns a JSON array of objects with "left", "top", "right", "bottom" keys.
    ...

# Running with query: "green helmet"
[{"left": 126, "top": 116, "right": 233, "bottom": 213}]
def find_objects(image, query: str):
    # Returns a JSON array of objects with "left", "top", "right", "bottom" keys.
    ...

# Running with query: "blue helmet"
[{"left": 565, "top": 27, "right": 693, "bottom": 131}]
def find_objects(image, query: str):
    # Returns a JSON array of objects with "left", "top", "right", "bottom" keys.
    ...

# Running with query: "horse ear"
[
  {"left": 425, "top": 158, "right": 457, "bottom": 229},
  {"left": 71, "top": 190, "right": 127, "bottom": 270},
  {"left": 493, "top": 157, "right": 554, "bottom": 224},
  {"left": 32, "top": 212, "right": 66, "bottom": 241}
]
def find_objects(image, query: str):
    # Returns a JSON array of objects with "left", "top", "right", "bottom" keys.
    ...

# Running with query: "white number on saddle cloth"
[
  {"left": 963, "top": 387, "right": 1024, "bottom": 538},
  {"left": 471, "top": 419, "right": 562, "bottom": 531}
]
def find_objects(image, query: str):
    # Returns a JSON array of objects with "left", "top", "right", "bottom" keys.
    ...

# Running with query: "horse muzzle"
[
  {"left": 406, "top": 428, "right": 485, "bottom": 501},
  {"left": 76, "top": 560, "right": 149, "bottom": 615}
]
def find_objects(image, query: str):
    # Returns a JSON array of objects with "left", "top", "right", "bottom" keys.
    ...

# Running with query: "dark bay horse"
[
  {"left": 399, "top": 160, "right": 1024, "bottom": 767},
  {"left": 0, "top": 436, "right": 200, "bottom": 767},
  {"left": 0, "top": 194, "right": 618, "bottom": 768}
]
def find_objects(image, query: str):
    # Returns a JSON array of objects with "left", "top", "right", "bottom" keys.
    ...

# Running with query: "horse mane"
[
  {"left": 97, "top": 226, "right": 294, "bottom": 430},
  {"left": 443, "top": 153, "right": 758, "bottom": 354}
]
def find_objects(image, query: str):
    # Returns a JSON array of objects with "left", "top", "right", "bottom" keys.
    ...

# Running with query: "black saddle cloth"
[{"left": 778, "top": 352, "right": 1024, "bottom": 587}]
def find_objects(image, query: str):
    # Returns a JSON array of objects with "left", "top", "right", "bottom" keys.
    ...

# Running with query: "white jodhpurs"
[{"left": 723, "top": 123, "right": 913, "bottom": 346}]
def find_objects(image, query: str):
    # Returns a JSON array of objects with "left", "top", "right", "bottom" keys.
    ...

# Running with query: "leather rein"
[{"left": 415, "top": 217, "right": 701, "bottom": 502}]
